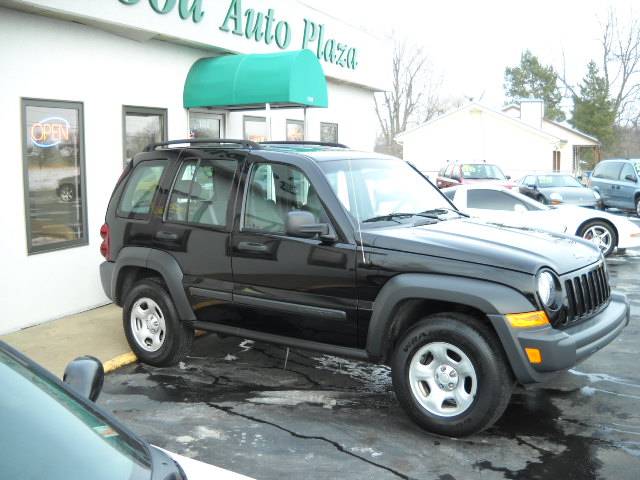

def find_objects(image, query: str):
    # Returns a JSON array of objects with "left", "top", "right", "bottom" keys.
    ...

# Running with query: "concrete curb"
[
  {"left": 103, "top": 352, "right": 138, "bottom": 373},
  {"left": 102, "top": 331, "right": 207, "bottom": 373}
]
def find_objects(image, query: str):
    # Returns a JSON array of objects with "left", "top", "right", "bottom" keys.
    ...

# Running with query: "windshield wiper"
[
  {"left": 419, "top": 208, "right": 469, "bottom": 218},
  {"left": 362, "top": 212, "right": 417, "bottom": 223}
]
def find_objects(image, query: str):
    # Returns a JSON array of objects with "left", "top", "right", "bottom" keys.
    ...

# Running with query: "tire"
[
  {"left": 578, "top": 220, "right": 617, "bottom": 257},
  {"left": 391, "top": 313, "right": 513, "bottom": 437},
  {"left": 58, "top": 184, "right": 75, "bottom": 202},
  {"left": 123, "top": 279, "right": 193, "bottom": 366}
]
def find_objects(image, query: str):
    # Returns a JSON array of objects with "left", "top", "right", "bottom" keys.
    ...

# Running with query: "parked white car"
[{"left": 442, "top": 184, "right": 640, "bottom": 256}]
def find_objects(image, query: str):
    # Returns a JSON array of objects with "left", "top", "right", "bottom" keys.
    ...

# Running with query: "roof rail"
[
  {"left": 260, "top": 140, "right": 349, "bottom": 149},
  {"left": 144, "top": 138, "right": 261, "bottom": 152}
]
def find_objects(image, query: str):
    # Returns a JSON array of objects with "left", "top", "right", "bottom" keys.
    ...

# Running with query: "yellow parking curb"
[
  {"left": 102, "top": 330, "right": 208, "bottom": 373},
  {"left": 103, "top": 352, "right": 138, "bottom": 373}
]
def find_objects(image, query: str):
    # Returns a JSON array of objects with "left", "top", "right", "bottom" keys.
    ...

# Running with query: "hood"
[
  {"left": 361, "top": 218, "right": 601, "bottom": 275},
  {"left": 539, "top": 186, "right": 596, "bottom": 202},
  {"left": 160, "top": 448, "right": 254, "bottom": 479},
  {"left": 463, "top": 178, "right": 516, "bottom": 189}
]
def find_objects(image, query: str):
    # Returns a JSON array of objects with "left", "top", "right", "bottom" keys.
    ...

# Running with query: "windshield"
[
  {"left": 319, "top": 158, "right": 454, "bottom": 223},
  {"left": 461, "top": 164, "right": 506, "bottom": 180},
  {"left": 0, "top": 348, "right": 152, "bottom": 480},
  {"left": 537, "top": 175, "right": 582, "bottom": 188}
]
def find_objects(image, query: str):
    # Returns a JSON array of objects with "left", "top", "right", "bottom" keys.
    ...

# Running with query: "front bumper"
[{"left": 489, "top": 291, "right": 630, "bottom": 384}]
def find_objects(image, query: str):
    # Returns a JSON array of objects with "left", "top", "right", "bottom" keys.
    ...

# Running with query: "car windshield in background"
[
  {"left": 537, "top": 175, "right": 582, "bottom": 188},
  {"left": 461, "top": 164, "right": 506, "bottom": 180},
  {"left": 0, "top": 349, "right": 152, "bottom": 480},
  {"left": 320, "top": 159, "right": 454, "bottom": 223}
]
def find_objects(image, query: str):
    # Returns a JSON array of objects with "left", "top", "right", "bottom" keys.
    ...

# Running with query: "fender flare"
[
  {"left": 112, "top": 246, "right": 196, "bottom": 321},
  {"left": 365, "top": 273, "right": 535, "bottom": 360}
]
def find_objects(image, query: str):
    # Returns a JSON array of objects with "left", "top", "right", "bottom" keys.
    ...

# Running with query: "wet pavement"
[{"left": 100, "top": 252, "right": 640, "bottom": 480}]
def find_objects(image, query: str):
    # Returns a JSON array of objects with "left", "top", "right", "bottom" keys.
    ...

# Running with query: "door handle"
[
  {"left": 156, "top": 231, "right": 179, "bottom": 240},
  {"left": 237, "top": 241, "right": 269, "bottom": 253}
]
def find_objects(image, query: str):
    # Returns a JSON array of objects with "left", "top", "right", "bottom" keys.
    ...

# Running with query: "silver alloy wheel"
[
  {"left": 409, "top": 341, "right": 477, "bottom": 417},
  {"left": 582, "top": 224, "right": 612, "bottom": 253},
  {"left": 59, "top": 185, "right": 74, "bottom": 202},
  {"left": 130, "top": 297, "right": 167, "bottom": 352}
]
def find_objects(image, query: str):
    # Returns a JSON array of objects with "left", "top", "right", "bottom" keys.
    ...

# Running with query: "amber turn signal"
[
  {"left": 525, "top": 347, "right": 543, "bottom": 364},
  {"left": 505, "top": 311, "right": 550, "bottom": 328}
]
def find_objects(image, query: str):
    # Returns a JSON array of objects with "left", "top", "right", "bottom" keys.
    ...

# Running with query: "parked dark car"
[
  {"left": 0, "top": 340, "right": 185, "bottom": 480},
  {"left": 436, "top": 161, "right": 515, "bottom": 189},
  {"left": 589, "top": 159, "right": 640, "bottom": 216},
  {"left": 99, "top": 139, "right": 629, "bottom": 437},
  {"left": 518, "top": 173, "right": 602, "bottom": 208}
]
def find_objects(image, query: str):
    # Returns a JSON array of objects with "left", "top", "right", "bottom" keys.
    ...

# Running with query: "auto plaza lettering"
[{"left": 117, "top": 0, "right": 359, "bottom": 70}]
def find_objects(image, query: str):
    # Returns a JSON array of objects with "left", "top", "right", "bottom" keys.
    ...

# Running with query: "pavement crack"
[{"left": 206, "top": 402, "right": 413, "bottom": 480}]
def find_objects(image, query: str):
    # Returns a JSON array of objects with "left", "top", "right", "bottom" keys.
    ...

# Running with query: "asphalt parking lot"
[{"left": 100, "top": 243, "right": 640, "bottom": 480}]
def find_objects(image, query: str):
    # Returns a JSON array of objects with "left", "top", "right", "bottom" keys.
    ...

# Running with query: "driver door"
[{"left": 229, "top": 160, "right": 358, "bottom": 347}]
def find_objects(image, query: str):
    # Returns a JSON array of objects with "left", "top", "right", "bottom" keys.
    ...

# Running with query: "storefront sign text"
[
  {"left": 30, "top": 117, "right": 70, "bottom": 148},
  {"left": 117, "top": 0, "right": 359, "bottom": 70}
]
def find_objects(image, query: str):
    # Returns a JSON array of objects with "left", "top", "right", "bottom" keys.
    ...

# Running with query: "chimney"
[{"left": 519, "top": 99, "right": 544, "bottom": 129}]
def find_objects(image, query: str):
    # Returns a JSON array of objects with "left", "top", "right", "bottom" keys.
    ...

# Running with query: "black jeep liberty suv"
[{"left": 100, "top": 139, "right": 630, "bottom": 437}]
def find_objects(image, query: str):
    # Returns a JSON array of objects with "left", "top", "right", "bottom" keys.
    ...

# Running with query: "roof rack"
[
  {"left": 144, "top": 138, "right": 261, "bottom": 152},
  {"left": 260, "top": 140, "right": 349, "bottom": 149}
]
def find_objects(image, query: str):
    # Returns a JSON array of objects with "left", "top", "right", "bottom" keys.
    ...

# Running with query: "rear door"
[
  {"left": 616, "top": 162, "right": 639, "bottom": 209},
  {"left": 156, "top": 149, "right": 243, "bottom": 322},
  {"left": 591, "top": 161, "right": 622, "bottom": 207}
]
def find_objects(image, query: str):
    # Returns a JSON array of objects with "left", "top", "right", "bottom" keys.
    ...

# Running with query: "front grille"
[{"left": 561, "top": 263, "right": 610, "bottom": 327}]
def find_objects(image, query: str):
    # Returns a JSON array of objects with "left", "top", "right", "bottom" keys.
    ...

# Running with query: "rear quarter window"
[{"left": 117, "top": 160, "right": 167, "bottom": 219}]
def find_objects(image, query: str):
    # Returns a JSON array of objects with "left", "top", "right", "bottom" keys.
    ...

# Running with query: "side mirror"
[
  {"left": 577, "top": 175, "right": 583, "bottom": 181},
  {"left": 625, "top": 174, "right": 637, "bottom": 183},
  {"left": 286, "top": 211, "right": 335, "bottom": 242},
  {"left": 505, "top": 175, "right": 511, "bottom": 180},
  {"left": 63, "top": 356, "right": 104, "bottom": 402}
]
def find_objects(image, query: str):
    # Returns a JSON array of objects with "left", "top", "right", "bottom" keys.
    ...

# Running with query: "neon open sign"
[{"left": 30, "top": 117, "right": 70, "bottom": 148}]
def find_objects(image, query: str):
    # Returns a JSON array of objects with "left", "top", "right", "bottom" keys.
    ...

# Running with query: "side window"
[
  {"left": 620, "top": 163, "right": 637, "bottom": 182},
  {"left": 243, "top": 163, "right": 329, "bottom": 233},
  {"left": 117, "top": 160, "right": 167, "bottom": 219},
  {"left": 442, "top": 189, "right": 456, "bottom": 201},
  {"left": 166, "top": 158, "right": 237, "bottom": 227},
  {"left": 467, "top": 189, "right": 528, "bottom": 211},
  {"left": 523, "top": 175, "right": 535, "bottom": 186},
  {"left": 593, "top": 162, "right": 622, "bottom": 180}
]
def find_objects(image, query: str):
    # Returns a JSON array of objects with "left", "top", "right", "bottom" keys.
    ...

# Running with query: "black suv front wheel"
[
  {"left": 123, "top": 280, "right": 194, "bottom": 366},
  {"left": 391, "top": 313, "right": 513, "bottom": 437}
]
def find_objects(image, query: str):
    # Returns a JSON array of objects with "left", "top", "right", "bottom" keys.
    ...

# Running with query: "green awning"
[{"left": 183, "top": 50, "right": 328, "bottom": 110}]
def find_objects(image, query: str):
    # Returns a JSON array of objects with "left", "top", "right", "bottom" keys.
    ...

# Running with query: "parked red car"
[{"left": 436, "top": 162, "right": 515, "bottom": 189}]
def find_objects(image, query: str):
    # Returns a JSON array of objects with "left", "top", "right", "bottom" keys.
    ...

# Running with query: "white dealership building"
[{"left": 0, "top": 0, "right": 390, "bottom": 333}]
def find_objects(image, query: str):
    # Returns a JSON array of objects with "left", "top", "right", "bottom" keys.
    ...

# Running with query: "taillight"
[{"left": 100, "top": 223, "right": 111, "bottom": 260}]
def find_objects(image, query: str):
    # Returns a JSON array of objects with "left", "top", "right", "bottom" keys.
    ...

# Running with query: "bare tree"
[
  {"left": 600, "top": 8, "right": 640, "bottom": 126},
  {"left": 375, "top": 40, "right": 444, "bottom": 157}
]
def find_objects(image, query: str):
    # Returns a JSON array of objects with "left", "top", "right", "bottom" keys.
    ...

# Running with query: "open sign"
[{"left": 30, "top": 117, "right": 70, "bottom": 148}]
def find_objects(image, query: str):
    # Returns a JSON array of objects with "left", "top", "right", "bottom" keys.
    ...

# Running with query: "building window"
[
  {"left": 286, "top": 119, "right": 304, "bottom": 141},
  {"left": 123, "top": 106, "right": 167, "bottom": 167},
  {"left": 243, "top": 116, "right": 267, "bottom": 142},
  {"left": 320, "top": 122, "right": 338, "bottom": 143},
  {"left": 22, "top": 98, "right": 87, "bottom": 254}
]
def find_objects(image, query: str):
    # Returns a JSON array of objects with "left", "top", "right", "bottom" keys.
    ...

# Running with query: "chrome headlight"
[{"left": 537, "top": 270, "right": 557, "bottom": 307}]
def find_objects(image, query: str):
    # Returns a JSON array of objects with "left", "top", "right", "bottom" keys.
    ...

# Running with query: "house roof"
[
  {"left": 500, "top": 104, "right": 600, "bottom": 144},
  {"left": 395, "top": 102, "right": 562, "bottom": 143}
]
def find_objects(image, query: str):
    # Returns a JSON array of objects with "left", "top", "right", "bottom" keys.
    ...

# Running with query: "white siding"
[{"left": 0, "top": 8, "right": 377, "bottom": 333}]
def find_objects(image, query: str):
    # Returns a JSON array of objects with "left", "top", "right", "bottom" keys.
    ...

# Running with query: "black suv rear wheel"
[
  {"left": 391, "top": 313, "right": 513, "bottom": 437},
  {"left": 123, "top": 280, "right": 193, "bottom": 366}
]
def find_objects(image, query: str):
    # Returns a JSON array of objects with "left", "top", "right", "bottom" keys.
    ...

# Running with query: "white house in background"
[{"left": 396, "top": 100, "right": 600, "bottom": 179}]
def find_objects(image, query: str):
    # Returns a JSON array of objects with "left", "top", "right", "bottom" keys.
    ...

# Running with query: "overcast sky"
[{"left": 306, "top": 0, "right": 637, "bottom": 110}]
